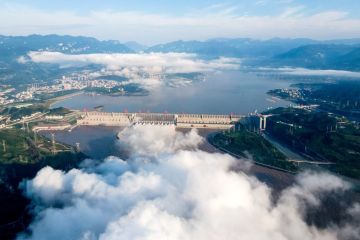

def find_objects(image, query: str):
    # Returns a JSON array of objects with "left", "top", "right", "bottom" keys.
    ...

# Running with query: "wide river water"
[
  {"left": 48, "top": 70, "right": 294, "bottom": 158},
  {"left": 52, "top": 71, "right": 291, "bottom": 114},
  {"left": 43, "top": 70, "right": 360, "bottom": 201},
  {"left": 45, "top": 71, "right": 299, "bottom": 189}
]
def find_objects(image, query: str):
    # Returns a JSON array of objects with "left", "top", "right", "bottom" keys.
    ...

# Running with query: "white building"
[{"left": 45, "top": 115, "right": 64, "bottom": 120}]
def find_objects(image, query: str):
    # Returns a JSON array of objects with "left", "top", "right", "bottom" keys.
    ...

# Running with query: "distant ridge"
[
  {"left": 146, "top": 38, "right": 319, "bottom": 58},
  {"left": 124, "top": 41, "right": 147, "bottom": 52},
  {"left": 270, "top": 44, "right": 360, "bottom": 71},
  {"left": 0, "top": 34, "right": 359, "bottom": 70},
  {"left": 0, "top": 34, "right": 133, "bottom": 59}
]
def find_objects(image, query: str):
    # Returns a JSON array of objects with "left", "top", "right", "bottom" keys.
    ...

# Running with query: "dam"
[{"left": 77, "top": 111, "right": 244, "bottom": 129}]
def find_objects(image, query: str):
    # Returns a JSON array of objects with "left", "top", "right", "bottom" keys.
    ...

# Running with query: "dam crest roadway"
[{"left": 77, "top": 111, "right": 244, "bottom": 129}]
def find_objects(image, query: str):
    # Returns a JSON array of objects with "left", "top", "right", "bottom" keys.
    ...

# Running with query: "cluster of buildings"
[
  {"left": 0, "top": 88, "right": 16, "bottom": 105},
  {"left": 292, "top": 104, "right": 319, "bottom": 110},
  {"left": 59, "top": 76, "right": 124, "bottom": 90},
  {"left": 2, "top": 69, "right": 194, "bottom": 107},
  {"left": 15, "top": 91, "right": 33, "bottom": 101},
  {"left": 275, "top": 88, "right": 305, "bottom": 99},
  {"left": 1, "top": 73, "right": 127, "bottom": 105}
]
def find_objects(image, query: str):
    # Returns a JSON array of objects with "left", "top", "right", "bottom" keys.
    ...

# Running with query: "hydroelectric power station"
[{"left": 77, "top": 111, "right": 244, "bottom": 129}]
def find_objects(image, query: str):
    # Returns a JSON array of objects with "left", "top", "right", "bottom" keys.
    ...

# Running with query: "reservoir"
[
  {"left": 44, "top": 71, "right": 297, "bottom": 189},
  {"left": 52, "top": 71, "right": 291, "bottom": 114},
  {"left": 47, "top": 70, "right": 293, "bottom": 158}
]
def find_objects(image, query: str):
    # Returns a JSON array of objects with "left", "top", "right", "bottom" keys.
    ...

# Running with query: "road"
[
  {"left": 196, "top": 129, "right": 295, "bottom": 192},
  {"left": 262, "top": 133, "right": 334, "bottom": 165},
  {"left": 5, "top": 112, "right": 47, "bottom": 127}
]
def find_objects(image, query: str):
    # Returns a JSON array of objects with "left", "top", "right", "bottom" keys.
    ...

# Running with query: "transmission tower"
[
  {"left": 51, "top": 133, "right": 56, "bottom": 155},
  {"left": 75, "top": 142, "right": 80, "bottom": 152},
  {"left": 34, "top": 131, "right": 38, "bottom": 145},
  {"left": 2, "top": 140, "right": 6, "bottom": 152}
]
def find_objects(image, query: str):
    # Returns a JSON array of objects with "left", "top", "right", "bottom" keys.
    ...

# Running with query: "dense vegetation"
[
  {"left": 1, "top": 104, "right": 48, "bottom": 120},
  {"left": 0, "top": 129, "right": 72, "bottom": 163},
  {"left": 211, "top": 127, "right": 298, "bottom": 172},
  {"left": 265, "top": 107, "right": 360, "bottom": 178},
  {"left": 0, "top": 129, "right": 86, "bottom": 239},
  {"left": 49, "top": 107, "right": 71, "bottom": 116},
  {"left": 85, "top": 83, "right": 148, "bottom": 96},
  {"left": 1, "top": 104, "right": 71, "bottom": 125},
  {"left": 269, "top": 81, "right": 360, "bottom": 118},
  {"left": 271, "top": 44, "right": 360, "bottom": 71},
  {"left": 297, "top": 82, "right": 360, "bottom": 112}
]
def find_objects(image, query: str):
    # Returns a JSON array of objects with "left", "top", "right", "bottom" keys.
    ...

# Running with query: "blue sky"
[
  {"left": 4, "top": 0, "right": 360, "bottom": 16},
  {"left": 0, "top": 0, "right": 360, "bottom": 44}
]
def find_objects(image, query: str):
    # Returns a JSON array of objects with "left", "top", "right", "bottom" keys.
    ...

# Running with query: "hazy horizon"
[
  {"left": 1, "top": 0, "right": 360, "bottom": 44},
  {"left": 3, "top": 33, "right": 360, "bottom": 46}
]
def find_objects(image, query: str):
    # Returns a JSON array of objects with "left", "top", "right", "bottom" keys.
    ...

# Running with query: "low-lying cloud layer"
[
  {"left": 117, "top": 125, "right": 203, "bottom": 157},
  {"left": 19, "top": 126, "right": 360, "bottom": 240},
  {"left": 260, "top": 67, "right": 360, "bottom": 78},
  {"left": 25, "top": 51, "right": 240, "bottom": 74},
  {"left": 22, "top": 51, "right": 240, "bottom": 90}
]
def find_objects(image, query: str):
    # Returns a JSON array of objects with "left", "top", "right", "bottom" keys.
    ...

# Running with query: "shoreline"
[
  {"left": 48, "top": 90, "right": 150, "bottom": 109},
  {"left": 46, "top": 91, "right": 85, "bottom": 108}
]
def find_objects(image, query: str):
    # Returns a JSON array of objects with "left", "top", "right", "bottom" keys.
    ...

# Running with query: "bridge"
[{"left": 77, "top": 111, "right": 244, "bottom": 129}]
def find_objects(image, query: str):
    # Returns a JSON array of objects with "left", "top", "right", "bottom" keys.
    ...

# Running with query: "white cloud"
[
  {"left": 261, "top": 67, "right": 360, "bottom": 78},
  {"left": 25, "top": 51, "right": 240, "bottom": 73},
  {"left": 117, "top": 125, "right": 203, "bottom": 157},
  {"left": 18, "top": 126, "right": 359, "bottom": 240},
  {"left": 22, "top": 51, "right": 240, "bottom": 89},
  {"left": 280, "top": 6, "right": 305, "bottom": 18},
  {"left": 0, "top": 4, "right": 359, "bottom": 44}
]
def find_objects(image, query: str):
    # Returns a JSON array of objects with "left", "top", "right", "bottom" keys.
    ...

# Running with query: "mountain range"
[
  {"left": 1, "top": 34, "right": 360, "bottom": 71},
  {"left": 0, "top": 34, "right": 132, "bottom": 60},
  {"left": 270, "top": 44, "right": 360, "bottom": 71}
]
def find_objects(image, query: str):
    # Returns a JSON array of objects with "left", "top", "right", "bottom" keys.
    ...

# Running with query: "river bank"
[{"left": 46, "top": 91, "right": 85, "bottom": 108}]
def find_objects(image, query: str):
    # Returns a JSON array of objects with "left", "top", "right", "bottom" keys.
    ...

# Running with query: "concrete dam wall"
[{"left": 77, "top": 111, "right": 244, "bottom": 129}]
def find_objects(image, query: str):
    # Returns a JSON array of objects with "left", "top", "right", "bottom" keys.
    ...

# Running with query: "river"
[
  {"left": 47, "top": 70, "right": 295, "bottom": 161},
  {"left": 52, "top": 71, "right": 291, "bottom": 114},
  {"left": 44, "top": 71, "right": 297, "bottom": 190}
]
